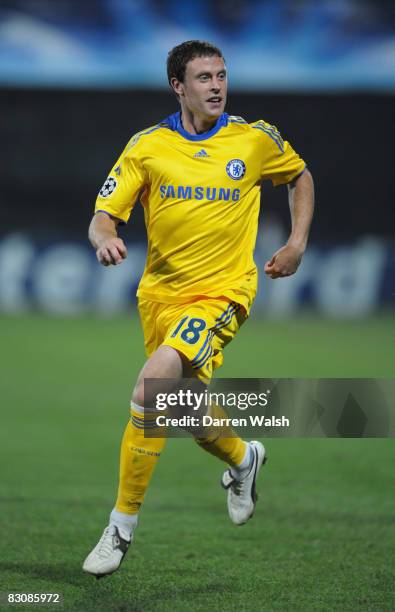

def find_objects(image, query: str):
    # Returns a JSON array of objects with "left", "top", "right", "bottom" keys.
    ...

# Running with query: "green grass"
[{"left": 0, "top": 313, "right": 394, "bottom": 611}]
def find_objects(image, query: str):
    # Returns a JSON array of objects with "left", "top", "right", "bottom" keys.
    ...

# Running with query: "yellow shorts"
[{"left": 138, "top": 297, "right": 247, "bottom": 382}]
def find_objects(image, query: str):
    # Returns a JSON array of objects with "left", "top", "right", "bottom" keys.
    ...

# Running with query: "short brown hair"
[{"left": 167, "top": 40, "right": 224, "bottom": 86}]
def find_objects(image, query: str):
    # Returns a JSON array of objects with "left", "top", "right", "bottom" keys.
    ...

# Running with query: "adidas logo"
[{"left": 194, "top": 149, "right": 209, "bottom": 158}]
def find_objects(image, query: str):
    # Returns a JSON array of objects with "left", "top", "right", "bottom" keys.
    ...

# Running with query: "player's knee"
[
  {"left": 131, "top": 382, "right": 145, "bottom": 408},
  {"left": 131, "top": 346, "right": 184, "bottom": 408}
]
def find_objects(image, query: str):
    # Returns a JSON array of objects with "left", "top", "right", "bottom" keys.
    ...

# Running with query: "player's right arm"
[
  {"left": 89, "top": 212, "right": 127, "bottom": 266},
  {"left": 89, "top": 132, "right": 148, "bottom": 266}
]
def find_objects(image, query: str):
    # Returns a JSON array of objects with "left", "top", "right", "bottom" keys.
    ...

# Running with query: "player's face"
[{"left": 178, "top": 55, "right": 227, "bottom": 120}]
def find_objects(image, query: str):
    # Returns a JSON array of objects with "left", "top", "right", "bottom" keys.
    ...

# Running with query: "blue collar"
[{"left": 163, "top": 111, "right": 229, "bottom": 141}]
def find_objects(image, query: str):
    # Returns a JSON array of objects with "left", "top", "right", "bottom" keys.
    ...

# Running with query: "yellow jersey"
[{"left": 95, "top": 112, "right": 305, "bottom": 313}]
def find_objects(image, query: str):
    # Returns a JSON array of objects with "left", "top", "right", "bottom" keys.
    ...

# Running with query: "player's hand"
[
  {"left": 264, "top": 244, "right": 303, "bottom": 279},
  {"left": 96, "top": 237, "right": 127, "bottom": 266}
]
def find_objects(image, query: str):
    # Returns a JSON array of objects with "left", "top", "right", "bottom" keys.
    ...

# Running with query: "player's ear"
[{"left": 171, "top": 77, "right": 184, "bottom": 97}]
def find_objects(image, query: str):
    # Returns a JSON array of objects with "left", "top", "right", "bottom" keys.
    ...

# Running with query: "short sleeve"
[
  {"left": 95, "top": 139, "right": 147, "bottom": 224},
  {"left": 253, "top": 120, "right": 306, "bottom": 187}
]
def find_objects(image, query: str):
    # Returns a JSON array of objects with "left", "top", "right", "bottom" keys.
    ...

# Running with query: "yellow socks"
[
  {"left": 194, "top": 403, "right": 247, "bottom": 466},
  {"left": 115, "top": 408, "right": 166, "bottom": 515},
  {"left": 115, "top": 402, "right": 246, "bottom": 516}
]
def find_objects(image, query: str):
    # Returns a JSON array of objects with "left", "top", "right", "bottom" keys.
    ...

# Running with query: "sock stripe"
[{"left": 131, "top": 416, "right": 159, "bottom": 429}]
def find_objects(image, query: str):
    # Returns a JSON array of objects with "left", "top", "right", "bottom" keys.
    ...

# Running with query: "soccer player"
[{"left": 83, "top": 40, "right": 314, "bottom": 577}]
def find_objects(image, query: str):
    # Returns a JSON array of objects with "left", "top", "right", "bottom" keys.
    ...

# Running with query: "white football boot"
[
  {"left": 221, "top": 441, "right": 267, "bottom": 525},
  {"left": 82, "top": 524, "right": 132, "bottom": 578}
]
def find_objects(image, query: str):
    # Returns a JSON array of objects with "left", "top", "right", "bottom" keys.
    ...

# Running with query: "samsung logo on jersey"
[{"left": 159, "top": 185, "right": 240, "bottom": 202}]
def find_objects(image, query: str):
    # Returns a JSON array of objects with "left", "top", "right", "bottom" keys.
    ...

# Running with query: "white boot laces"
[{"left": 98, "top": 526, "right": 116, "bottom": 558}]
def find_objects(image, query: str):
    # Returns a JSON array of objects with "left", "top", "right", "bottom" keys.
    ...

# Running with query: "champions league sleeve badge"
[
  {"left": 99, "top": 176, "right": 117, "bottom": 198},
  {"left": 226, "top": 159, "right": 246, "bottom": 180}
]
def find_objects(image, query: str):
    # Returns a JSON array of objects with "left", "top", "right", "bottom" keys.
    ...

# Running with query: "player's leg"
[
  {"left": 162, "top": 299, "right": 247, "bottom": 461},
  {"left": 83, "top": 345, "right": 184, "bottom": 577},
  {"left": 113, "top": 345, "right": 182, "bottom": 520},
  {"left": 162, "top": 298, "right": 267, "bottom": 525},
  {"left": 83, "top": 304, "right": 184, "bottom": 577}
]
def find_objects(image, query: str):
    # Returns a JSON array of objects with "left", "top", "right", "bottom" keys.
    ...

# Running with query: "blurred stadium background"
[
  {"left": 1, "top": 0, "right": 394, "bottom": 318},
  {"left": 0, "top": 1, "right": 394, "bottom": 610}
]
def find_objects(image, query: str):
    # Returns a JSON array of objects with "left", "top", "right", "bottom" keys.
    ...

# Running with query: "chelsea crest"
[{"left": 226, "top": 159, "right": 246, "bottom": 180}]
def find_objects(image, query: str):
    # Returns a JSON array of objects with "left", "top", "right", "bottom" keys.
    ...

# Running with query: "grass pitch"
[{"left": 0, "top": 313, "right": 394, "bottom": 611}]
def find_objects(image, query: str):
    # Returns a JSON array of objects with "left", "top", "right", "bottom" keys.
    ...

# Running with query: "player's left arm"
[{"left": 264, "top": 169, "right": 314, "bottom": 279}]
